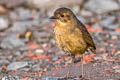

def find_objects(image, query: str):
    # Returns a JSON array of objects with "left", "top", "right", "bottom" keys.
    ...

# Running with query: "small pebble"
[
  {"left": 0, "top": 34, "right": 25, "bottom": 49},
  {"left": 7, "top": 62, "right": 28, "bottom": 71},
  {"left": 0, "top": 17, "right": 9, "bottom": 30}
]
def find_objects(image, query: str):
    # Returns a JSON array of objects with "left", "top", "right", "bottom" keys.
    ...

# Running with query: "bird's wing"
[{"left": 77, "top": 20, "right": 96, "bottom": 50}]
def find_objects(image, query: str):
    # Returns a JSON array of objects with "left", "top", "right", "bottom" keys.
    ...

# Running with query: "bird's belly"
[{"left": 54, "top": 32, "right": 87, "bottom": 54}]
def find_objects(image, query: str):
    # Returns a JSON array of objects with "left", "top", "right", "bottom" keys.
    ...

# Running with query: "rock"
[
  {"left": 9, "top": 11, "right": 18, "bottom": 20},
  {"left": 0, "top": 60, "right": 10, "bottom": 65},
  {"left": 31, "top": 31, "right": 50, "bottom": 43},
  {"left": 19, "top": 46, "right": 29, "bottom": 51},
  {"left": 2, "top": 75, "right": 19, "bottom": 80},
  {"left": 114, "top": 51, "right": 120, "bottom": 56},
  {"left": 99, "top": 15, "right": 119, "bottom": 30},
  {"left": 0, "top": 5, "right": 7, "bottom": 14},
  {"left": 93, "top": 56, "right": 102, "bottom": 61},
  {"left": 0, "top": 0, "right": 26, "bottom": 8},
  {"left": 102, "top": 53, "right": 108, "bottom": 60},
  {"left": 35, "top": 49, "right": 44, "bottom": 54},
  {"left": 21, "top": 68, "right": 30, "bottom": 71},
  {"left": 7, "top": 62, "right": 28, "bottom": 71},
  {"left": 42, "top": 76, "right": 78, "bottom": 80},
  {"left": 113, "top": 65, "right": 120, "bottom": 73},
  {"left": 0, "top": 34, "right": 25, "bottom": 49},
  {"left": 108, "top": 24, "right": 119, "bottom": 30},
  {"left": 16, "top": 7, "right": 31, "bottom": 20},
  {"left": 0, "top": 17, "right": 9, "bottom": 30},
  {"left": 32, "top": 64, "right": 43, "bottom": 71},
  {"left": 52, "top": 56, "right": 58, "bottom": 61},
  {"left": 94, "top": 31, "right": 110, "bottom": 41},
  {"left": 80, "top": 10, "right": 93, "bottom": 17},
  {"left": 33, "top": 31, "right": 49, "bottom": 38},
  {"left": 12, "top": 51, "right": 21, "bottom": 56},
  {"left": 110, "top": 31, "right": 120, "bottom": 36},
  {"left": 84, "top": 0, "right": 120, "bottom": 14},
  {"left": 26, "top": 0, "right": 83, "bottom": 9},
  {"left": 0, "top": 67, "right": 2, "bottom": 72},
  {"left": 99, "top": 16, "right": 115, "bottom": 28},
  {"left": 115, "top": 69, "right": 120, "bottom": 73},
  {"left": 42, "top": 76, "right": 58, "bottom": 80},
  {"left": 7, "top": 20, "right": 39, "bottom": 33}
]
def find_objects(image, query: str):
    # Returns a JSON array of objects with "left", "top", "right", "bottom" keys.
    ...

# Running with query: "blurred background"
[{"left": 0, "top": 0, "right": 120, "bottom": 80}]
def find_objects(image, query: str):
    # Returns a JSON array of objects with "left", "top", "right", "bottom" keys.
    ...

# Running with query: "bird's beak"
[{"left": 50, "top": 16, "right": 58, "bottom": 19}]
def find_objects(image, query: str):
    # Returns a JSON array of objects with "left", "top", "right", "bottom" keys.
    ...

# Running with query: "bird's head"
[{"left": 50, "top": 7, "right": 77, "bottom": 25}]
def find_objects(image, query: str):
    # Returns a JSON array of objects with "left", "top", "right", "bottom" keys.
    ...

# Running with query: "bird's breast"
[{"left": 54, "top": 26, "right": 87, "bottom": 54}]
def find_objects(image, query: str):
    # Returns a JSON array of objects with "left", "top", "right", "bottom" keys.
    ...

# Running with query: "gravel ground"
[{"left": 0, "top": 0, "right": 120, "bottom": 80}]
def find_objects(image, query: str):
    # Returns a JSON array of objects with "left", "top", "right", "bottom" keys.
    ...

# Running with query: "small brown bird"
[{"left": 50, "top": 7, "right": 96, "bottom": 78}]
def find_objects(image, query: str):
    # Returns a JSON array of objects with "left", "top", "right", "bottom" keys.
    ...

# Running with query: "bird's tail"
[{"left": 89, "top": 46, "right": 96, "bottom": 54}]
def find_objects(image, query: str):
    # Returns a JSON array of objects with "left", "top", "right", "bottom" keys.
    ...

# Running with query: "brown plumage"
[{"left": 50, "top": 7, "right": 96, "bottom": 78}]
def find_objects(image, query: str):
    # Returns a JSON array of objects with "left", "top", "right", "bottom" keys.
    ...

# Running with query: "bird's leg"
[
  {"left": 80, "top": 55, "right": 84, "bottom": 78},
  {"left": 81, "top": 55, "right": 84, "bottom": 77},
  {"left": 65, "top": 54, "right": 75, "bottom": 78}
]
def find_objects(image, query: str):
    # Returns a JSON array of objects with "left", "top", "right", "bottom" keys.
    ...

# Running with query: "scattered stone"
[
  {"left": 7, "top": 20, "right": 39, "bottom": 33},
  {"left": 0, "top": 67, "right": 2, "bottom": 72},
  {"left": 33, "top": 31, "right": 49, "bottom": 38},
  {"left": 0, "top": 0, "right": 26, "bottom": 8},
  {"left": 42, "top": 76, "right": 58, "bottom": 80},
  {"left": 42, "top": 76, "right": 80, "bottom": 80},
  {"left": 0, "top": 0, "right": 119, "bottom": 79},
  {"left": 12, "top": 51, "right": 21, "bottom": 56},
  {"left": 21, "top": 68, "right": 30, "bottom": 71},
  {"left": 111, "top": 35, "right": 118, "bottom": 40},
  {"left": 7, "top": 62, "right": 28, "bottom": 71},
  {"left": 32, "top": 64, "right": 43, "bottom": 71},
  {"left": 26, "top": 0, "right": 83, "bottom": 10},
  {"left": 19, "top": 45, "right": 29, "bottom": 51},
  {"left": 31, "top": 31, "right": 50, "bottom": 43},
  {"left": 84, "top": 0, "right": 120, "bottom": 14},
  {"left": 35, "top": 49, "right": 44, "bottom": 54},
  {"left": 2, "top": 75, "right": 19, "bottom": 80},
  {"left": 16, "top": 8, "right": 31, "bottom": 20},
  {"left": 0, "top": 60, "right": 10, "bottom": 65},
  {"left": 115, "top": 69, "right": 120, "bottom": 73},
  {"left": 52, "top": 56, "right": 59, "bottom": 61},
  {"left": 110, "top": 31, "right": 120, "bottom": 37},
  {"left": 0, "top": 17, "right": 9, "bottom": 30},
  {"left": 99, "top": 16, "right": 115, "bottom": 28},
  {"left": 114, "top": 51, "right": 120, "bottom": 56},
  {"left": 35, "top": 49, "right": 44, "bottom": 57},
  {"left": 80, "top": 10, "right": 93, "bottom": 17},
  {"left": 7, "top": 21, "right": 28, "bottom": 32},
  {"left": 0, "top": 34, "right": 25, "bottom": 49},
  {"left": 99, "top": 15, "right": 119, "bottom": 30},
  {"left": 9, "top": 11, "right": 18, "bottom": 20},
  {"left": 93, "top": 56, "right": 102, "bottom": 61},
  {"left": 0, "top": 5, "right": 7, "bottom": 14},
  {"left": 113, "top": 65, "right": 120, "bottom": 73},
  {"left": 108, "top": 24, "right": 119, "bottom": 30},
  {"left": 102, "top": 53, "right": 108, "bottom": 60},
  {"left": 94, "top": 31, "right": 110, "bottom": 41}
]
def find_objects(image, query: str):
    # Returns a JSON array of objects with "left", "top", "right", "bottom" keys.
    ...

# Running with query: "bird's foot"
[
  {"left": 79, "top": 74, "right": 88, "bottom": 80},
  {"left": 63, "top": 71, "right": 71, "bottom": 79}
]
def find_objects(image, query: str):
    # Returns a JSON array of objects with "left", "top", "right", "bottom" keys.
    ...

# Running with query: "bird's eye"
[{"left": 61, "top": 14, "right": 64, "bottom": 17}]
